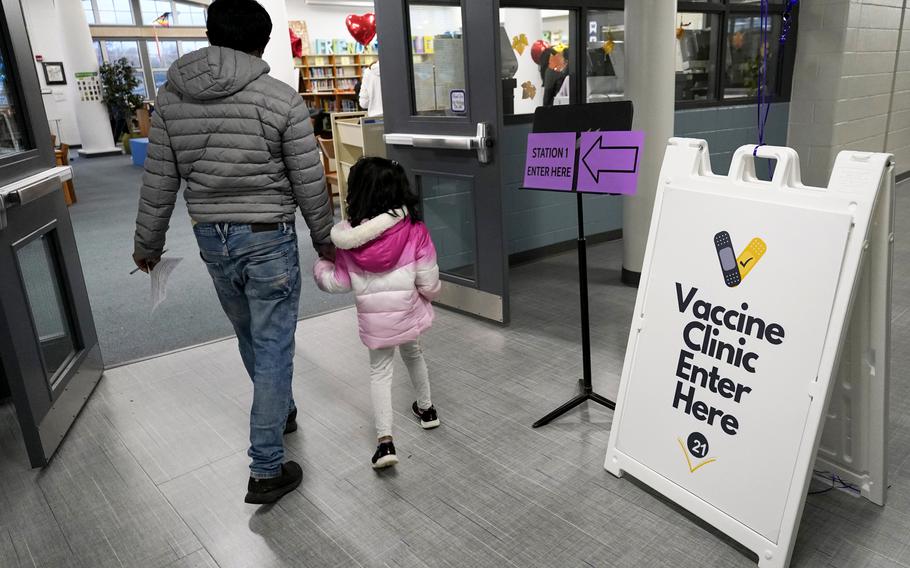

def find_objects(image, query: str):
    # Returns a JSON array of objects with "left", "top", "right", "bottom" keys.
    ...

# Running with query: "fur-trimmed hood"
[{"left": 330, "top": 209, "right": 411, "bottom": 273}]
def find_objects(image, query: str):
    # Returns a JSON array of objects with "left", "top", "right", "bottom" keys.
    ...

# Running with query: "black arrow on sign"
[{"left": 582, "top": 135, "right": 640, "bottom": 183}]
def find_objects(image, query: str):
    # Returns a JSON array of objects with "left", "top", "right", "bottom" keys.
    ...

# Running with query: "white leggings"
[{"left": 368, "top": 339, "right": 432, "bottom": 439}]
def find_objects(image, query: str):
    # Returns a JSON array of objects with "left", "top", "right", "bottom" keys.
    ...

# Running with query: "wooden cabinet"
[{"left": 329, "top": 111, "right": 386, "bottom": 219}]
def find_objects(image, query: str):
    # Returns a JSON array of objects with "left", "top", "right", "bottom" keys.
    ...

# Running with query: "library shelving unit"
[{"left": 297, "top": 52, "right": 379, "bottom": 113}]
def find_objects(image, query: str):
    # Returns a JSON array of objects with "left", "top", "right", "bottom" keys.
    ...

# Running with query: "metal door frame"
[
  {"left": 378, "top": 0, "right": 510, "bottom": 323},
  {"left": 0, "top": 0, "right": 55, "bottom": 183},
  {"left": 0, "top": 170, "right": 103, "bottom": 469}
]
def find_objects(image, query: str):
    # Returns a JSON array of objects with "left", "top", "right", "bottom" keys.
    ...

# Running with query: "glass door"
[
  {"left": 377, "top": 0, "right": 509, "bottom": 323},
  {"left": 0, "top": 0, "right": 103, "bottom": 468}
]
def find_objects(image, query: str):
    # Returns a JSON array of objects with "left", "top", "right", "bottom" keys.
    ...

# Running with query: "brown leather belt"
[{"left": 250, "top": 223, "right": 280, "bottom": 233}]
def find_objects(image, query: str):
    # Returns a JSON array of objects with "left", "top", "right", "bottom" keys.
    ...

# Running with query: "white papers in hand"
[{"left": 150, "top": 257, "right": 182, "bottom": 313}]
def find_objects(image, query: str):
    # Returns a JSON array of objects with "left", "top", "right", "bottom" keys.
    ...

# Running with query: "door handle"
[
  {"left": 0, "top": 166, "right": 72, "bottom": 230},
  {"left": 9, "top": 177, "right": 59, "bottom": 206},
  {"left": 384, "top": 123, "right": 494, "bottom": 164}
]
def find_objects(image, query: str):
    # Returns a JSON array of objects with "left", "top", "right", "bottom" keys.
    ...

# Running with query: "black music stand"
[{"left": 526, "top": 101, "right": 633, "bottom": 428}]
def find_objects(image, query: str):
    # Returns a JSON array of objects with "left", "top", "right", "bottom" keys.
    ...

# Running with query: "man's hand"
[
  {"left": 132, "top": 252, "right": 161, "bottom": 274},
  {"left": 316, "top": 243, "right": 336, "bottom": 262}
]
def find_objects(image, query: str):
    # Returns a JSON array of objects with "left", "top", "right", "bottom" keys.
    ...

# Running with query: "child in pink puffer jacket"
[{"left": 314, "top": 157, "right": 442, "bottom": 469}]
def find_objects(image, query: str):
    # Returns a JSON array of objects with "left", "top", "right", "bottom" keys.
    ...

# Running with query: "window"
[
  {"left": 140, "top": 0, "right": 206, "bottom": 26},
  {"left": 96, "top": 37, "right": 206, "bottom": 99},
  {"left": 675, "top": 12, "right": 719, "bottom": 102},
  {"left": 179, "top": 40, "right": 208, "bottom": 54},
  {"left": 82, "top": 0, "right": 96, "bottom": 24},
  {"left": 674, "top": 1, "right": 792, "bottom": 106},
  {"left": 498, "top": 1, "right": 796, "bottom": 116},
  {"left": 499, "top": 8, "right": 576, "bottom": 116},
  {"left": 147, "top": 40, "right": 178, "bottom": 91},
  {"left": 724, "top": 14, "right": 782, "bottom": 99},
  {"left": 174, "top": 2, "right": 206, "bottom": 26},
  {"left": 139, "top": 0, "right": 172, "bottom": 25},
  {"left": 0, "top": 41, "right": 32, "bottom": 156},
  {"left": 407, "top": 1, "right": 466, "bottom": 117},
  {"left": 93, "top": 41, "right": 104, "bottom": 67},
  {"left": 586, "top": 10, "right": 623, "bottom": 103},
  {"left": 102, "top": 40, "right": 147, "bottom": 97},
  {"left": 94, "top": 0, "right": 135, "bottom": 25}
]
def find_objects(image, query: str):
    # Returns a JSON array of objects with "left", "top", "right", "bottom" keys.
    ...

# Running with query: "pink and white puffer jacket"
[{"left": 314, "top": 208, "right": 441, "bottom": 349}]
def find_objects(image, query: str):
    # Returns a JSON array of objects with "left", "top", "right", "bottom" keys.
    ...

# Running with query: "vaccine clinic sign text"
[{"left": 611, "top": 187, "right": 852, "bottom": 542}]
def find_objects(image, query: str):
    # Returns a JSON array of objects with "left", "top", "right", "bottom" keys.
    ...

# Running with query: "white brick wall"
[
  {"left": 788, "top": 0, "right": 909, "bottom": 185},
  {"left": 886, "top": 8, "right": 910, "bottom": 171}
]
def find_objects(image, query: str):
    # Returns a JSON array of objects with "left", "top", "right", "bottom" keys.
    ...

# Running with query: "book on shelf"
[
  {"left": 336, "top": 79, "right": 357, "bottom": 91},
  {"left": 308, "top": 79, "right": 333, "bottom": 91}
]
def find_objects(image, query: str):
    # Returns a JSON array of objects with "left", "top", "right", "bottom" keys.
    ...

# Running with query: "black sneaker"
[
  {"left": 412, "top": 402, "right": 440, "bottom": 429},
  {"left": 244, "top": 461, "right": 303, "bottom": 504},
  {"left": 284, "top": 408, "right": 298, "bottom": 435},
  {"left": 371, "top": 441, "right": 399, "bottom": 469}
]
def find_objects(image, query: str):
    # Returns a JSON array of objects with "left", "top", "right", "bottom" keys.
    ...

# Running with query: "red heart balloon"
[
  {"left": 531, "top": 40, "right": 550, "bottom": 65},
  {"left": 346, "top": 13, "right": 376, "bottom": 46}
]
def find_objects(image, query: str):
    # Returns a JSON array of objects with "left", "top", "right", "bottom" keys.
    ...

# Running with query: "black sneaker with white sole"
[
  {"left": 284, "top": 408, "right": 297, "bottom": 435},
  {"left": 412, "top": 402, "right": 440, "bottom": 429},
  {"left": 244, "top": 461, "right": 303, "bottom": 504},
  {"left": 371, "top": 441, "right": 399, "bottom": 469}
]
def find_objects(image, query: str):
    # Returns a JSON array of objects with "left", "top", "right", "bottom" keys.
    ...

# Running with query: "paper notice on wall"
[
  {"left": 150, "top": 257, "right": 182, "bottom": 313},
  {"left": 75, "top": 72, "right": 101, "bottom": 102}
]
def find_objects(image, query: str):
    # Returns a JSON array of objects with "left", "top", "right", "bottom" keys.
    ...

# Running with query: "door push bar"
[
  {"left": 383, "top": 123, "right": 494, "bottom": 164},
  {"left": 0, "top": 166, "right": 72, "bottom": 230}
]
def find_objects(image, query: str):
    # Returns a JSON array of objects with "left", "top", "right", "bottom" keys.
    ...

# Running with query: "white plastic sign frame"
[
  {"left": 817, "top": 170, "right": 894, "bottom": 505},
  {"left": 604, "top": 138, "right": 893, "bottom": 568}
]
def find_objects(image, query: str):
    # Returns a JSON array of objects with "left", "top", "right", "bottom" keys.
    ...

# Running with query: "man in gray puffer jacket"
[{"left": 132, "top": 0, "right": 332, "bottom": 505}]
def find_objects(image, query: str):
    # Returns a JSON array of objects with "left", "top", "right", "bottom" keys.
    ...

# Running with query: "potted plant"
[{"left": 99, "top": 57, "right": 144, "bottom": 148}]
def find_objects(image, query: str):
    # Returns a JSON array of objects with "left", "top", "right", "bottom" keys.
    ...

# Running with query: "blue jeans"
[{"left": 194, "top": 222, "right": 301, "bottom": 479}]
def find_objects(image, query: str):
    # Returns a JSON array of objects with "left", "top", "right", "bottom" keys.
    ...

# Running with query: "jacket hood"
[
  {"left": 167, "top": 46, "right": 270, "bottom": 100},
  {"left": 331, "top": 208, "right": 410, "bottom": 273}
]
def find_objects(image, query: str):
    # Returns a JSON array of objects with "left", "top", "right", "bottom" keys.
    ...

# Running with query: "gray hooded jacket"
[{"left": 134, "top": 47, "right": 332, "bottom": 257}]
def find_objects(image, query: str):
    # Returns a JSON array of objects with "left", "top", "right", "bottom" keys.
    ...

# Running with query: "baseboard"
[
  {"left": 509, "top": 229, "right": 623, "bottom": 267},
  {"left": 621, "top": 266, "right": 641, "bottom": 287},
  {"left": 898, "top": 170, "right": 909, "bottom": 183},
  {"left": 78, "top": 147, "right": 122, "bottom": 158}
]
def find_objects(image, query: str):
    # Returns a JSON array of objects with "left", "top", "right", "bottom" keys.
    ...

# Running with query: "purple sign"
[
  {"left": 576, "top": 131, "right": 645, "bottom": 195},
  {"left": 523, "top": 132, "right": 577, "bottom": 191}
]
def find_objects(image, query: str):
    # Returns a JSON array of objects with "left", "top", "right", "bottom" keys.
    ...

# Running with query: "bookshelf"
[{"left": 297, "top": 53, "right": 380, "bottom": 113}]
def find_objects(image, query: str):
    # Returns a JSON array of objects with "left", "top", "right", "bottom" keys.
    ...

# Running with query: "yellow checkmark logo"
[
  {"left": 736, "top": 237, "right": 767, "bottom": 281},
  {"left": 677, "top": 437, "right": 717, "bottom": 473}
]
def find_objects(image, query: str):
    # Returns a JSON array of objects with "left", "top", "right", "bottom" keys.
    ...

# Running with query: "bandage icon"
[
  {"left": 736, "top": 237, "right": 766, "bottom": 281},
  {"left": 713, "top": 231, "right": 741, "bottom": 288}
]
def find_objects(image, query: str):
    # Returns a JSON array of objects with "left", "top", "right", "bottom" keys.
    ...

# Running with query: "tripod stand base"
[{"left": 532, "top": 389, "right": 616, "bottom": 428}]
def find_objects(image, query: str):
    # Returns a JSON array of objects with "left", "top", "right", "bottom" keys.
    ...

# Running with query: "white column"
[
  {"left": 622, "top": 0, "right": 676, "bottom": 283},
  {"left": 259, "top": 0, "right": 298, "bottom": 89},
  {"left": 56, "top": 0, "right": 119, "bottom": 156}
]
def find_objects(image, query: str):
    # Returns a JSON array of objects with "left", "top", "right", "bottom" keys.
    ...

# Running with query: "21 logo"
[
  {"left": 713, "top": 231, "right": 767, "bottom": 288},
  {"left": 678, "top": 432, "right": 716, "bottom": 473}
]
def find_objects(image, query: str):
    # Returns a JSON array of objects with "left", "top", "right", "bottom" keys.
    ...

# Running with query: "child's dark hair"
[
  {"left": 346, "top": 157, "right": 422, "bottom": 227},
  {"left": 207, "top": 0, "right": 272, "bottom": 55}
]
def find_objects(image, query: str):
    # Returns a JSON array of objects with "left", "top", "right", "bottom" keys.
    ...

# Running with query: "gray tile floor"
[{"left": 2, "top": 180, "right": 910, "bottom": 567}]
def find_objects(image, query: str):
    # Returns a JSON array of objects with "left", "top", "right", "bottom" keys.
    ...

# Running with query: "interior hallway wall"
[
  {"left": 285, "top": 1, "right": 376, "bottom": 48},
  {"left": 21, "top": 0, "right": 84, "bottom": 146},
  {"left": 260, "top": 0, "right": 297, "bottom": 88},
  {"left": 887, "top": 6, "right": 910, "bottom": 170},
  {"left": 788, "top": 0, "right": 909, "bottom": 186}
]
